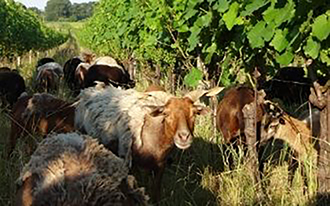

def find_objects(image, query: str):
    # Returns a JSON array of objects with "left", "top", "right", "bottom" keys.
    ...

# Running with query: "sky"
[{"left": 15, "top": 0, "right": 97, "bottom": 10}]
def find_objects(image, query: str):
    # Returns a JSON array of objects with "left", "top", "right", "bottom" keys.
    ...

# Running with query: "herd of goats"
[{"left": 0, "top": 53, "right": 326, "bottom": 205}]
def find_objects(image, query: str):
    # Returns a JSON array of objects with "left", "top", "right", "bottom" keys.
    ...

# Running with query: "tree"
[
  {"left": 70, "top": 2, "right": 96, "bottom": 21},
  {"left": 45, "top": 0, "right": 71, "bottom": 21},
  {"left": 28, "top": 7, "right": 43, "bottom": 17}
]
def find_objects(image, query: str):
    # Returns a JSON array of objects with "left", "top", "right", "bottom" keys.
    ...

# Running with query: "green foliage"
[
  {"left": 79, "top": 0, "right": 330, "bottom": 85},
  {"left": 311, "top": 14, "right": 330, "bottom": 41},
  {"left": 183, "top": 67, "right": 203, "bottom": 88},
  {"left": 45, "top": 0, "right": 72, "bottom": 21},
  {"left": 70, "top": 2, "right": 96, "bottom": 21},
  {"left": 0, "top": 0, "right": 67, "bottom": 58},
  {"left": 304, "top": 37, "right": 321, "bottom": 59}
]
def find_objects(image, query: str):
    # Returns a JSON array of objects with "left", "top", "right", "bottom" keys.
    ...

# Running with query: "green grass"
[{"left": 0, "top": 21, "right": 322, "bottom": 206}]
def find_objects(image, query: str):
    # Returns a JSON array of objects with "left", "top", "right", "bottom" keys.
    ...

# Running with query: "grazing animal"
[
  {"left": 74, "top": 62, "right": 91, "bottom": 89},
  {"left": 83, "top": 64, "right": 135, "bottom": 89},
  {"left": 94, "top": 56, "right": 120, "bottom": 67},
  {"left": 216, "top": 86, "right": 264, "bottom": 143},
  {"left": 63, "top": 57, "right": 83, "bottom": 90},
  {"left": 94, "top": 56, "right": 137, "bottom": 81},
  {"left": 35, "top": 62, "right": 63, "bottom": 92},
  {"left": 15, "top": 133, "right": 149, "bottom": 206},
  {"left": 6, "top": 93, "right": 75, "bottom": 158},
  {"left": 36, "top": 57, "right": 55, "bottom": 68},
  {"left": 63, "top": 54, "right": 95, "bottom": 92},
  {"left": 75, "top": 85, "right": 220, "bottom": 202},
  {"left": 261, "top": 102, "right": 317, "bottom": 160},
  {"left": 261, "top": 67, "right": 311, "bottom": 106},
  {"left": 0, "top": 66, "right": 11, "bottom": 72},
  {"left": 298, "top": 108, "right": 320, "bottom": 138},
  {"left": 145, "top": 84, "right": 165, "bottom": 92},
  {"left": 120, "top": 58, "right": 137, "bottom": 81},
  {"left": 0, "top": 71, "right": 26, "bottom": 108}
]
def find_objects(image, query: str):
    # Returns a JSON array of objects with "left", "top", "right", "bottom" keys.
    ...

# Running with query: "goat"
[
  {"left": 35, "top": 62, "right": 63, "bottom": 92},
  {"left": 0, "top": 66, "right": 11, "bottom": 72},
  {"left": 216, "top": 86, "right": 264, "bottom": 143},
  {"left": 63, "top": 53, "right": 95, "bottom": 92},
  {"left": 36, "top": 57, "right": 55, "bottom": 68},
  {"left": 261, "top": 102, "right": 317, "bottom": 160},
  {"left": 145, "top": 84, "right": 165, "bottom": 92},
  {"left": 83, "top": 64, "right": 135, "bottom": 89},
  {"left": 260, "top": 67, "right": 311, "bottom": 107},
  {"left": 74, "top": 62, "right": 91, "bottom": 89},
  {"left": 94, "top": 56, "right": 120, "bottom": 67},
  {"left": 63, "top": 57, "right": 83, "bottom": 90},
  {"left": 6, "top": 93, "right": 75, "bottom": 158},
  {"left": 298, "top": 108, "right": 320, "bottom": 138},
  {"left": 0, "top": 71, "right": 26, "bottom": 108},
  {"left": 15, "top": 132, "right": 149, "bottom": 206},
  {"left": 75, "top": 85, "right": 222, "bottom": 202}
]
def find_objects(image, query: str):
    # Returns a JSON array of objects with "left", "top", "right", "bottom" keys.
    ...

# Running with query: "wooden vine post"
[
  {"left": 242, "top": 68, "right": 264, "bottom": 193},
  {"left": 309, "top": 80, "right": 330, "bottom": 194}
]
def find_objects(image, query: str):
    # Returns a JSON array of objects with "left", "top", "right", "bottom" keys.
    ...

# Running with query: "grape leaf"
[
  {"left": 247, "top": 21, "right": 266, "bottom": 48},
  {"left": 241, "top": 0, "right": 270, "bottom": 16},
  {"left": 223, "top": 2, "right": 239, "bottom": 31},
  {"left": 270, "top": 29, "right": 288, "bottom": 52},
  {"left": 312, "top": 14, "right": 330, "bottom": 41},
  {"left": 213, "top": 0, "right": 229, "bottom": 13},
  {"left": 304, "top": 37, "right": 320, "bottom": 59},
  {"left": 276, "top": 49, "right": 294, "bottom": 65}
]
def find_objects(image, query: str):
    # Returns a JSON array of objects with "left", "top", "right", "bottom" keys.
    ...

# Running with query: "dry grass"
[{"left": 0, "top": 22, "right": 324, "bottom": 206}]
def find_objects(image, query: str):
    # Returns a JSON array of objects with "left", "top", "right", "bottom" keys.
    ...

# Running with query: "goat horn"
[{"left": 185, "top": 86, "right": 224, "bottom": 102}]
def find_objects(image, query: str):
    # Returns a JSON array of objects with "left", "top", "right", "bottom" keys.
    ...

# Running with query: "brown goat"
[
  {"left": 261, "top": 102, "right": 317, "bottom": 160},
  {"left": 144, "top": 84, "right": 165, "bottom": 92},
  {"left": 6, "top": 93, "right": 75, "bottom": 158},
  {"left": 216, "top": 86, "right": 264, "bottom": 143},
  {"left": 75, "top": 86, "right": 223, "bottom": 203},
  {"left": 74, "top": 62, "right": 91, "bottom": 89}
]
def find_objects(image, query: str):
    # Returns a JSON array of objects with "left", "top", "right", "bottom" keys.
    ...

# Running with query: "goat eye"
[{"left": 162, "top": 110, "right": 170, "bottom": 116}]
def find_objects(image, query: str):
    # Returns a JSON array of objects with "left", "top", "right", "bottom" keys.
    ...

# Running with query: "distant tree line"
[{"left": 28, "top": 0, "right": 97, "bottom": 21}]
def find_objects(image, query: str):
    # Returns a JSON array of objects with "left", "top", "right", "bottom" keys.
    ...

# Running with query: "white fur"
[{"left": 75, "top": 86, "right": 173, "bottom": 163}]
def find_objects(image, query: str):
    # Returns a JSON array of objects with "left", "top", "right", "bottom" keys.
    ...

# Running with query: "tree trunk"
[
  {"left": 317, "top": 89, "right": 330, "bottom": 194},
  {"left": 242, "top": 101, "right": 260, "bottom": 188},
  {"left": 309, "top": 81, "right": 330, "bottom": 194}
]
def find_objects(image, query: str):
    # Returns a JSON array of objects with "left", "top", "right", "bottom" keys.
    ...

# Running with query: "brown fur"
[
  {"left": 74, "top": 63, "right": 90, "bottom": 89},
  {"left": 145, "top": 84, "right": 165, "bottom": 92},
  {"left": 133, "top": 97, "right": 208, "bottom": 201},
  {"left": 216, "top": 86, "right": 264, "bottom": 143},
  {"left": 83, "top": 64, "right": 135, "bottom": 89},
  {"left": 6, "top": 94, "right": 75, "bottom": 158},
  {"left": 75, "top": 86, "right": 213, "bottom": 203},
  {"left": 63, "top": 57, "right": 83, "bottom": 91},
  {"left": 35, "top": 69, "right": 59, "bottom": 92},
  {"left": 262, "top": 111, "right": 316, "bottom": 159},
  {"left": 0, "top": 71, "right": 26, "bottom": 108},
  {"left": 82, "top": 52, "right": 95, "bottom": 64}
]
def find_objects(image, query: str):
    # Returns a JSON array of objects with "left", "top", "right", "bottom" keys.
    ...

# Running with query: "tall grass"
[{"left": 0, "top": 22, "right": 322, "bottom": 206}]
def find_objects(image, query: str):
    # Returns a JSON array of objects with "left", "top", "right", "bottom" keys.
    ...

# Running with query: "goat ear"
[
  {"left": 195, "top": 105, "right": 210, "bottom": 115},
  {"left": 148, "top": 106, "right": 165, "bottom": 117},
  {"left": 185, "top": 87, "right": 224, "bottom": 102}
]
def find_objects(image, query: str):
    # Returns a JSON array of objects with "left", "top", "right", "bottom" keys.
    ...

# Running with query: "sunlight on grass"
[{"left": 0, "top": 21, "right": 322, "bottom": 206}]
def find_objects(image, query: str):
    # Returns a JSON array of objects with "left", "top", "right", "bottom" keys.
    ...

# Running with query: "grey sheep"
[{"left": 15, "top": 132, "right": 149, "bottom": 206}]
